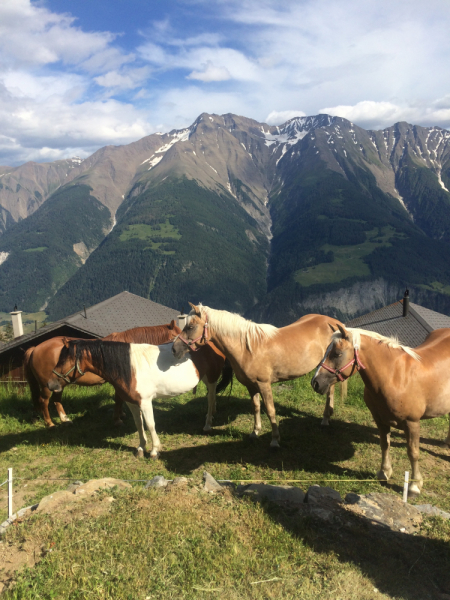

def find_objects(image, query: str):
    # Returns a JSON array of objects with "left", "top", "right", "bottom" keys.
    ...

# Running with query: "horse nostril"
[{"left": 312, "top": 379, "right": 319, "bottom": 393}]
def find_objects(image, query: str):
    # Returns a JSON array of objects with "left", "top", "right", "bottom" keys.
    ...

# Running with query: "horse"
[
  {"left": 311, "top": 324, "right": 450, "bottom": 496},
  {"left": 47, "top": 338, "right": 227, "bottom": 458},
  {"left": 172, "top": 303, "right": 346, "bottom": 449},
  {"left": 24, "top": 321, "right": 182, "bottom": 427}
]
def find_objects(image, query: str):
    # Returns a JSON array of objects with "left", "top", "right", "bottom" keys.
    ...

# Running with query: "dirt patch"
[{"left": 0, "top": 479, "right": 129, "bottom": 594}]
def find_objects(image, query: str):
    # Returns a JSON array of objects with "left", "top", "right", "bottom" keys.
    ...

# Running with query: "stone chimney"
[
  {"left": 402, "top": 289, "right": 409, "bottom": 317},
  {"left": 10, "top": 306, "right": 24, "bottom": 338}
]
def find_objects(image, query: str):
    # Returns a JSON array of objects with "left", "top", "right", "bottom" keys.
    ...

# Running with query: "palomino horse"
[
  {"left": 24, "top": 321, "right": 181, "bottom": 427},
  {"left": 47, "top": 339, "right": 227, "bottom": 458},
  {"left": 311, "top": 324, "right": 450, "bottom": 496},
  {"left": 172, "top": 303, "right": 345, "bottom": 448}
]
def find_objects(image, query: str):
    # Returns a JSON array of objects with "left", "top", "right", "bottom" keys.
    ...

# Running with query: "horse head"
[
  {"left": 172, "top": 303, "right": 208, "bottom": 358},
  {"left": 311, "top": 324, "right": 363, "bottom": 394},
  {"left": 47, "top": 338, "right": 86, "bottom": 392}
]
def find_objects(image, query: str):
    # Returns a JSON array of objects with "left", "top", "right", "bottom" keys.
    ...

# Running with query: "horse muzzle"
[
  {"left": 47, "top": 378, "right": 63, "bottom": 393},
  {"left": 311, "top": 373, "right": 330, "bottom": 395}
]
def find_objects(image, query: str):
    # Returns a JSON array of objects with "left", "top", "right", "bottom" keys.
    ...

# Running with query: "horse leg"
[
  {"left": 139, "top": 399, "right": 161, "bottom": 458},
  {"left": 126, "top": 402, "right": 147, "bottom": 458},
  {"left": 340, "top": 379, "right": 348, "bottom": 401},
  {"left": 403, "top": 420, "right": 423, "bottom": 495},
  {"left": 443, "top": 415, "right": 450, "bottom": 448},
  {"left": 247, "top": 384, "right": 262, "bottom": 440},
  {"left": 52, "top": 391, "right": 72, "bottom": 424},
  {"left": 113, "top": 390, "right": 125, "bottom": 426},
  {"left": 321, "top": 384, "right": 335, "bottom": 427},
  {"left": 203, "top": 378, "right": 217, "bottom": 433},
  {"left": 37, "top": 387, "right": 56, "bottom": 428},
  {"left": 258, "top": 382, "right": 280, "bottom": 449},
  {"left": 373, "top": 418, "right": 393, "bottom": 482}
]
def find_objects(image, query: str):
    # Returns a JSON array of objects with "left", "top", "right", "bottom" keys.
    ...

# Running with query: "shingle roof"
[
  {"left": 346, "top": 300, "right": 450, "bottom": 348},
  {"left": 0, "top": 291, "right": 180, "bottom": 354}
]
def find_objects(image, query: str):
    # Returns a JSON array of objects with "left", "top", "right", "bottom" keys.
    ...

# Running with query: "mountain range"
[{"left": 0, "top": 112, "right": 450, "bottom": 325}]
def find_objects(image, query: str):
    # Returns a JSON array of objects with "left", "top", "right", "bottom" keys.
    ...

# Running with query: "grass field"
[
  {"left": 0, "top": 375, "right": 450, "bottom": 599},
  {"left": 294, "top": 226, "right": 400, "bottom": 287}
]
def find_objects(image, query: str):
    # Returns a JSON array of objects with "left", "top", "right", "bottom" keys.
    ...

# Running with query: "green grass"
[
  {"left": 1, "top": 376, "right": 450, "bottom": 599},
  {"left": 23, "top": 247, "right": 48, "bottom": 253},
  {"left": 119, "top": 221, "right": 181, "bottom": 243},
  {"left": 419, "top": 281, "right": 450, "bottom": 296},
  {"left": 294, "top": 226, "right": 398, "bottom": 286}
]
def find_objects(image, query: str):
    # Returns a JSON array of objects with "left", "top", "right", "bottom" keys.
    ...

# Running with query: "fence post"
[
  {"left": 8, "top": 468, "right": 13, "bottom": 518},
  {"left": 402, "top": 471, "right": 409, "bottom": 503}
]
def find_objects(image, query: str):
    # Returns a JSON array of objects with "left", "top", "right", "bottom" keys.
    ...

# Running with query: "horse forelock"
[
  {"left": 332, "top": 328, "right": 421, "bottom": 361},
  {"left": 192, "top": 304, "right": 278, "bottom": 353}
]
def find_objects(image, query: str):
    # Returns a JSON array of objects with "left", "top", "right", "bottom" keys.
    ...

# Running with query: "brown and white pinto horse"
[
  {"left": 47, "top": 339, "right": 226, "bottom": 458},
  {"left": 311, "top": 325, "right": 450, "bottom": 496},
  {"left": 172, "top": 303, "right": 345, "bottom": 448},
  {"left": 24, "top": 321, "right": 181, "bottom": 427}
]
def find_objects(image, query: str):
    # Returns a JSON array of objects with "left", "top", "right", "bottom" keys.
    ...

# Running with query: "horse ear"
[
  {"left": 169, "top": 320, "right": 175, "bottom": 329},
  {"left": 328, "top": 323, "right": 336, "bottom": 332},
  {"left": 62, "top": 337, "right": 70, "bottom": 348},
  {"left": 337, "top": 324, "right": 349, "bottom": 340},
  {"left": 188, "top": 302, "right": 201, "bottom": 316}
]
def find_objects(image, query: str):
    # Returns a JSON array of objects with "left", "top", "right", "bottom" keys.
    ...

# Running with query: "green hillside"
[
  {"left": 254, "top": 160, "right": 450, "bottom": 324},
  {"left": 47, "top": 177, "right": 268, "bottom": 320},
  {"left": 0, "top": 184, "right": 111, "bottom": 312}
]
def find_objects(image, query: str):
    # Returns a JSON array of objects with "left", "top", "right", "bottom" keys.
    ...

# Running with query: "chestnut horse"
[
  {"left": 47, "top": 339, "right": 226, "bottom": 458},
  {"left": 24, "top": 321, "right": 181, "bottom": 427},
  {"left": 311, "top": 325, "right": 450, "bottom": 496},
  {"left": 172, "top": 303, "right": 345, "bottom": 448}
]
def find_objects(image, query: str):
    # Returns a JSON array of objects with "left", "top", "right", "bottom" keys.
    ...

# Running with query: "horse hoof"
[
  {"left": 61, "top": 419, "right": 73, "bottom": 425},
  {"left": 203, "top": 426, "right": 213, "bottom": 434},
  {"left": 249, "top": 431, "right": 259, "bottom": 440},
  {"left": 136, "top": 448, "right": 145, "bottom": 459},
  {"left": 269, "top": 442, "right": 281, "bottom": 452},
  {"left": 320, "top": 420, "right": 330, "bottom": 428},
  {"left": 408, "top": 484, "right": 421, "bottom": 497},
  {"left": 150, "top": 451, "right": 160, "bottom": 460}
]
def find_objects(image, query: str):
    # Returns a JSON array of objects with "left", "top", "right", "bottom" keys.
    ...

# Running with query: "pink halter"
[
  {"left": 319, "top": 345, "right": 366, "bottom": 381},
  {"left": 176, "top": 315, "right": 209, "bottom": 352}
]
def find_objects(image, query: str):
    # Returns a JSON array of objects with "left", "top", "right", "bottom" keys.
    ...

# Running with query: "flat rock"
[
  {"left": 238, "top": 483, "right": 305, "bottom": 505},
  {"left": 306, "top": 485, "right": 342, "bottom": 504},
  {"left": 145, "top": 476, "right": 168, "bottom": 489},
  {"left": 73, "top": 478, "right": 131, "bottom": 495},
  {"left": 345, "top": 492, "right": 422, "bottom": 533},
  {"left": 415, "top": 504, "right": 450, "bottom": 520},
  {"left": 36, "top": 490, "right": 78, "bottom": 514}
]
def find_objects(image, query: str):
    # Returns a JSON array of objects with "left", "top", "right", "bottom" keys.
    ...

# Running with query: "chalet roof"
[
  {"left": 0, "top": 291, "right": 180, "bottom": 355},
  {"left": 346, "top": 299, "right": 450, "bottom": 348}
]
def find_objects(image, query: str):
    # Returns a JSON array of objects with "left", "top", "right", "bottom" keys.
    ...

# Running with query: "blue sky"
[{"left": 1, "top": 0, "right": 450, "bottom": 165}]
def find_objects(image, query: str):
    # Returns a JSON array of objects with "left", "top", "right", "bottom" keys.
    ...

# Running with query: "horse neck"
[
  {"left": 357, "top": 335, "right": 405, "bottom": 391},
  {"left": 209, "top": 329, "right": 251, "bottom": 364}
]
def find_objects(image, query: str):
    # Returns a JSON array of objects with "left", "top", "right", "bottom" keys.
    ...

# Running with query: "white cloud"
[
  {"left": 320, "top": 100, "right": 450, "bottom": 130},
  {"left": 266, "top": 110, "right": 306, "bottom": 125},
  {"left": 187, "top": 61, "right": 231, "bottom": 82}
]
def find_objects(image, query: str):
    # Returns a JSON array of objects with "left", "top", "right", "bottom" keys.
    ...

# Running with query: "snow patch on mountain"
[{"left": 0, "top": 251, "right": 9, "bottom": 266}]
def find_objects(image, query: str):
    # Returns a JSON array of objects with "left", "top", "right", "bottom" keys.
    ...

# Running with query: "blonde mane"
[
  {"left": 333, "top": 327, "right": 420, "bottom": 361},
  {"left": 191, "top": 304, "right": 278, "bottom": 352}
]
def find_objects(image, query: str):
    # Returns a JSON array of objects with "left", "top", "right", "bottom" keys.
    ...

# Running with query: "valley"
[{"left": 0, "top": 113, "right": 450, "bottom": 325}]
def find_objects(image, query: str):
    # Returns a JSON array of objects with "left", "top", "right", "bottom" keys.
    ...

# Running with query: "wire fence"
[{"left": 2, "top": 468, "right": 413, "bottom": 523}]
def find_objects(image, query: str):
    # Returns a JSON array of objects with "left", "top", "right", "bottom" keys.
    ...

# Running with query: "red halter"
[
  {"left": 318, "top": 345, "right": 366, "bottom": 381},
  {"left": 176, "top": 315, "right": 209, "bottom": 352}
]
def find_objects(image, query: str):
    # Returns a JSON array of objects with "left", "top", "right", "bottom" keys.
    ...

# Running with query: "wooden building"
[{"left": 0, "top": 291, "right": 181, "bottom": 383}]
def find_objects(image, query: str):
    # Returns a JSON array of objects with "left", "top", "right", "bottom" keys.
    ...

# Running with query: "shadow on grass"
[{"left": 258, "top": 495, "right": 450, "bottom": 600}]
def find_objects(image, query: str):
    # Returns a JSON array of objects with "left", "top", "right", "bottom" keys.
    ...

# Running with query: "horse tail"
[
  {"left": 23, "top": 347, "right": 41, "bottom": 411},
  {"left": 216, "top": 359, "right": 234, "bottom": 394}
]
